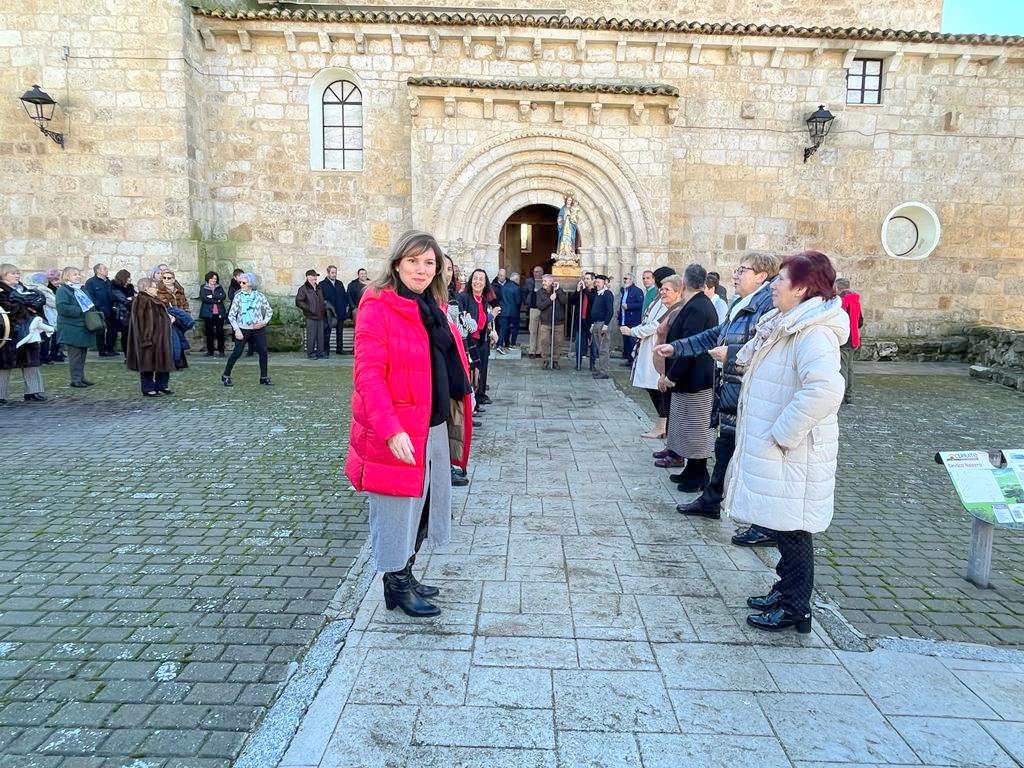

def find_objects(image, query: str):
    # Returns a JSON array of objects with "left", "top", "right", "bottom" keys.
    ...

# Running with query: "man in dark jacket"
[
  {"left": 536, "top": 274, "right": 567, "bottom": 369},
  {"left": 618, "top": 273, "right": 644, "bottom": 364},
  {"left": 347, "top": 268, "right": 369, "bottom": 319},
  {"left": 523, "top": 265, "right": 544, "bottom": 358},
  {"left": 656, "top": 252, "right": 780, "bottom": 539},
  {"left": 320, "top": 265, "right": 350, "bottom": 356},
  {"left": 497, "top": 273, "right": 522, "bottom": 354},
  {"left": 296, "top": 269, "right": 327, "bottom": 359},
  {"left": 571, "top": 271, "right": 596, "bottom": 369},
  {"left": 85, "top": 263, "right": 119, "bottom": 357},
  {"left": 589, "top": 274, "right": 615, "bottom": 379}
]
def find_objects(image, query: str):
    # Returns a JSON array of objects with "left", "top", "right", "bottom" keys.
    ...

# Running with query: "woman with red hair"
[{"left": 723, "top": 251, "right": 848, "bottom": 633}]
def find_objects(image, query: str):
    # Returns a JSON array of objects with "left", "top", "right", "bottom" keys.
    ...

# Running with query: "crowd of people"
[
  {"left": 343, "top": 230, "right": 864, "bottom": 635},
  {"left": 0, "top": 261, "right": 375, "bottom": 402},
  {"left": 4, "top": 237, "right": 866, "bottom": 636}
]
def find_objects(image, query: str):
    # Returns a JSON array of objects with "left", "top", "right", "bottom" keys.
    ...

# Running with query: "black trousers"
[
  {"left": 203, "top": 317, "right": 225, "bottom": 354},
  {"left": 224, "top": 328, "right": 268, "bottom": 378},
  {"left": 647, "top": 388, "right": 670, "bottom": 418},
  {"left": 474, "top": 338, "right": 490, "bottom": 399},
  {"left": 323, "top": 321, "right": 347, "bottom": 355},
  {"left": 141, "top": 371, "right": 170, "bottom": 394},
  {"left": 769, "top": 530, "right": 814, "bottom": 616},
  {"left": 701, "top": 427, "right": 736, "bottom": 505},
  {"left": 95, "top": 317, "right": 118, "bottom": 354}
]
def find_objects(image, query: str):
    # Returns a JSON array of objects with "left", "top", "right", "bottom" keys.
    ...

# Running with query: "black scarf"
[{"left": 398, "top": 284, "right": 471, "bottom": 426}]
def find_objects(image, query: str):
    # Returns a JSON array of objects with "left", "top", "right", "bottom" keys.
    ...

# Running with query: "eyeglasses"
[{"left": 733, "top": 266, "right": 755, "bottom": 275}]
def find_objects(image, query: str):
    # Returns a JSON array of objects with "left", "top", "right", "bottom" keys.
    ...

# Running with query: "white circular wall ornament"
[{"left": 881, "top": 202, "right": 941, "bottom": 260}]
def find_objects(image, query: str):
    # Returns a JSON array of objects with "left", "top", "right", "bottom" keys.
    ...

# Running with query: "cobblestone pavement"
[
  {"left": 610, "top": 359, "right": 1024, "bottom": 646},
  {"left": 0, "top": 355, "right": 364, "bottom": 768},
  {"left": 283, "top": 356, "right": 1024, "bottom": 768}
]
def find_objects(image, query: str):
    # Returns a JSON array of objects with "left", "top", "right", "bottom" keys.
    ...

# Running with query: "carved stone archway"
[{"left": 423, "top": 129, "right": 658, "bottom": 280}]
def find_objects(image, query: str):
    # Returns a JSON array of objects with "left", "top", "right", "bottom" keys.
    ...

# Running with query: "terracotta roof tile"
[{"left": 189, "top": 7, "right": 1024, "bottom": 47}]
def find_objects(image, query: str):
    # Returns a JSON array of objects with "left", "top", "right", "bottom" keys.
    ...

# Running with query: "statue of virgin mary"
[{"left": 555, "top": 190, "right": 581, "bottom": 265}]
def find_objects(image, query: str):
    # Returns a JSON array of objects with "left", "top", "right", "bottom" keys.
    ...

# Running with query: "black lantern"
[
  {"left": 803, "top": 105, "right": 834, "bottom": 163},
  {"left": 20, "top": 85, "right": 64, "bottom": 148}
]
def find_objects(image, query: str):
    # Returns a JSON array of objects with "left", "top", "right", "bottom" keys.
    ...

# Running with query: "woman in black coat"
[
  {"left": 199, "top": 271, "right": 228, "bottom": 356},
  {"left": 661, "top": 265, "right": 720, "bottom": 493},
  {"left": 0, "top": 263, "right": 47, "bottom": 404},
  {"left": 111, "top": 269, "right": 136, "bottom": 355},
  {"left": 456, "top": 269, "right": 499, "bottom": 412}
]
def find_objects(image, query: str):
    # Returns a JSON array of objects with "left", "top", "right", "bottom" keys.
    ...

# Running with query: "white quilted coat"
[
  {"left": 723, "top": 297, "right": 849, "bottom": 533},
  {"left": 629, "top": 300, "right": 669, "bottom": 390}
]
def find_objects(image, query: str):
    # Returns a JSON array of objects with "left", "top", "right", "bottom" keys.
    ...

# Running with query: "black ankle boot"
[
  {"left": 676, "top": 458, "right": 709, "bottom": 493},
  {"left": 406, "top": 553, "right": 440, "bottom": 598},
  {"left": 746, "top": 607, "right": 811, "bottom": 634},
  {"left": 383, "top": 568, "right": 440, "bottom": 617},
  {"left": 746, "top": 591, "right": 782, "bottom": 610}
]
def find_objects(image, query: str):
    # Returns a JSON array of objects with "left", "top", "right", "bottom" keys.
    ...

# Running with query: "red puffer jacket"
[{"left": 345, "top": 286, "right": 473, "bottom": 497}]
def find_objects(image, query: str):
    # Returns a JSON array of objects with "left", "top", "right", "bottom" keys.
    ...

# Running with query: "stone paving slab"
[
  {"left": 610, "top": 361, "right": 1024, "bottom": 645},
  {"left": 0, "top": 356, "right": 365, "bottom": 768},
  {"left": 282, "top": 358, "right": 1024, "bottom": 768}
]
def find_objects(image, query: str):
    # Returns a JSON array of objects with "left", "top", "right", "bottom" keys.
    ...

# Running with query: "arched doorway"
[
  {"left": 425, "top": 129, "right": 662, "bottom": 279},
  {"left": 499, "top": 204, "right": 559, "bottom": 279}
]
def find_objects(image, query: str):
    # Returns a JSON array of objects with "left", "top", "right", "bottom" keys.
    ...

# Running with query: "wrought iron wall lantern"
[
  {"left": 803, "top": 105, "right": 834, "bottom": 163},
  {"left": 20, "top": 85, "right": 65, "bottom": 148}
]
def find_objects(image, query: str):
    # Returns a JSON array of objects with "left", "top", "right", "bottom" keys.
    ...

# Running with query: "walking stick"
[
  {"left": 548, "top": 289, "right": 556, "bottom": 370},
  {"left": 574, "top": 279, "right": 585, "bottom": 370}
]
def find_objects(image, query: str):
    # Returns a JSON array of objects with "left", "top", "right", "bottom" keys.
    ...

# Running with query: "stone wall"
[
  {"left": 0, "top": 0, "right": 200, "bottom": 284},
  {"left": 4, "top": 3, "right": 1023, "bottom": 340}
]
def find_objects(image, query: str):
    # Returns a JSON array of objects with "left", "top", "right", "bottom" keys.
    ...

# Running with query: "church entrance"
[{"left": 498, "top": 204, "right": 559, "bottom": 279}]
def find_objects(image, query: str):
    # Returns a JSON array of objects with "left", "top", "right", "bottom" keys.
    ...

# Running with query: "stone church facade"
[{"left": 3, "top": 0, "right": 1023, "bottom": 336}]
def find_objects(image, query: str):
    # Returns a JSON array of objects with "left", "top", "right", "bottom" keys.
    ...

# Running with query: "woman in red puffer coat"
[{"left": 345, "top": 230, "right": 473, "bottom": 618}]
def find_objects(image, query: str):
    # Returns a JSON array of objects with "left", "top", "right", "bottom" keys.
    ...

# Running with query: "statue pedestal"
[{"left": 551, "top": 254, "right": 580, "bottom": 280}]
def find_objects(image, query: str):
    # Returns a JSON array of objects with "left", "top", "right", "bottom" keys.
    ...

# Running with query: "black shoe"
[
  {"left": 70, "top": 382, "right": 89, "bottom": 389},
  {"left": 23, "top": 393, "right": 47, "bottom": 402},
  {"left": 746, "top": 591, "right": 782, "bottom": 610},
  {"left": 246, "top": 350, "right": 254, "bottom": 357},
  {"left": 478, "top": 394, "right": 492, "bottom": 405},
  {"left": 676, "top": 498, "right": 720, "bottom": 519},
  {"left": 472, "top": 420, "right": 481, "bottom": 427},
  {"left": 474, "top": 407, "right": 486, "bottom": 414},
  {"left": 222, "top": 375, "right": 233, "bottom": 387},
  {"left": 675, "top": 459, "right": 710, "bottom": 493},
  {"left": 82, "top": 380, "right": 95, "bottom": 386},
  {"left": 731, "top": 527, "right": 777, "bottom": 548},
  {"left": 259, "top": 377, "right": 273, "bottom": 386},
  {"left": 0, "top": 399, "right": 6, "bottom": 405},
  {"left": 451, "top": 469, "right": 469, "bottom": 487},
  {"left": 746, "top": 607, "right": 812, "bottom": 634},
  {"left": 159, "top": 389, "right": 173, "bottom": 396},
  {"left": 406, "top": 554, "right": 440, "bottom": 598},
  {"left": 383, "top": 570, "right": 440, "bottom": 617},
  {"left": 452, "top": 467, "right": 466, "bottom": 477}
]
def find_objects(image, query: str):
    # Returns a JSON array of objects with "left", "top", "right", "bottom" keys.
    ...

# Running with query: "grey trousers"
[
  {"left": 839, "top": 343, "right": 854, "bottom": 401},
  {"left": 66, "top": 346, "right": 88, "bottom": 385},
  {"left": 305, "top": 317, "right": 324, "bottom": 356},
  {"left": 591, "top": 322, "right": 610, "bottom": 375},
  {"left": 527, "top": 308, "right": 541, "bottom": 354},
  {"left": 0, "top": 366, "right": 44, "bottom": 399}
]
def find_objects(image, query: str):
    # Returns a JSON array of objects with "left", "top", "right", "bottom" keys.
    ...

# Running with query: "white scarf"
[{"left": 727, "top": 279, "right": 768, "bottom": 322}]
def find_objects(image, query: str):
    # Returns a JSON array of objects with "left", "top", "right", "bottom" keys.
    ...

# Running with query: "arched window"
[
  {"left": 308, "top": 69, "right": 364, "bottom": 172},
  {"left": 322, "top": 80, "right": 362, "bottom": 170}
]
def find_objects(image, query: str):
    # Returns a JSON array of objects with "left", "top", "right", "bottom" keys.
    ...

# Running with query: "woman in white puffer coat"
[{"left": 723, "top": 251, "right": 848, "bottom": 634}]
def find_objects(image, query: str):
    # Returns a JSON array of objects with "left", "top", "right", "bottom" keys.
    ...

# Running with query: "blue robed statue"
[{"left": 556, "top": 190, "right": 581, "bottom": 264}]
